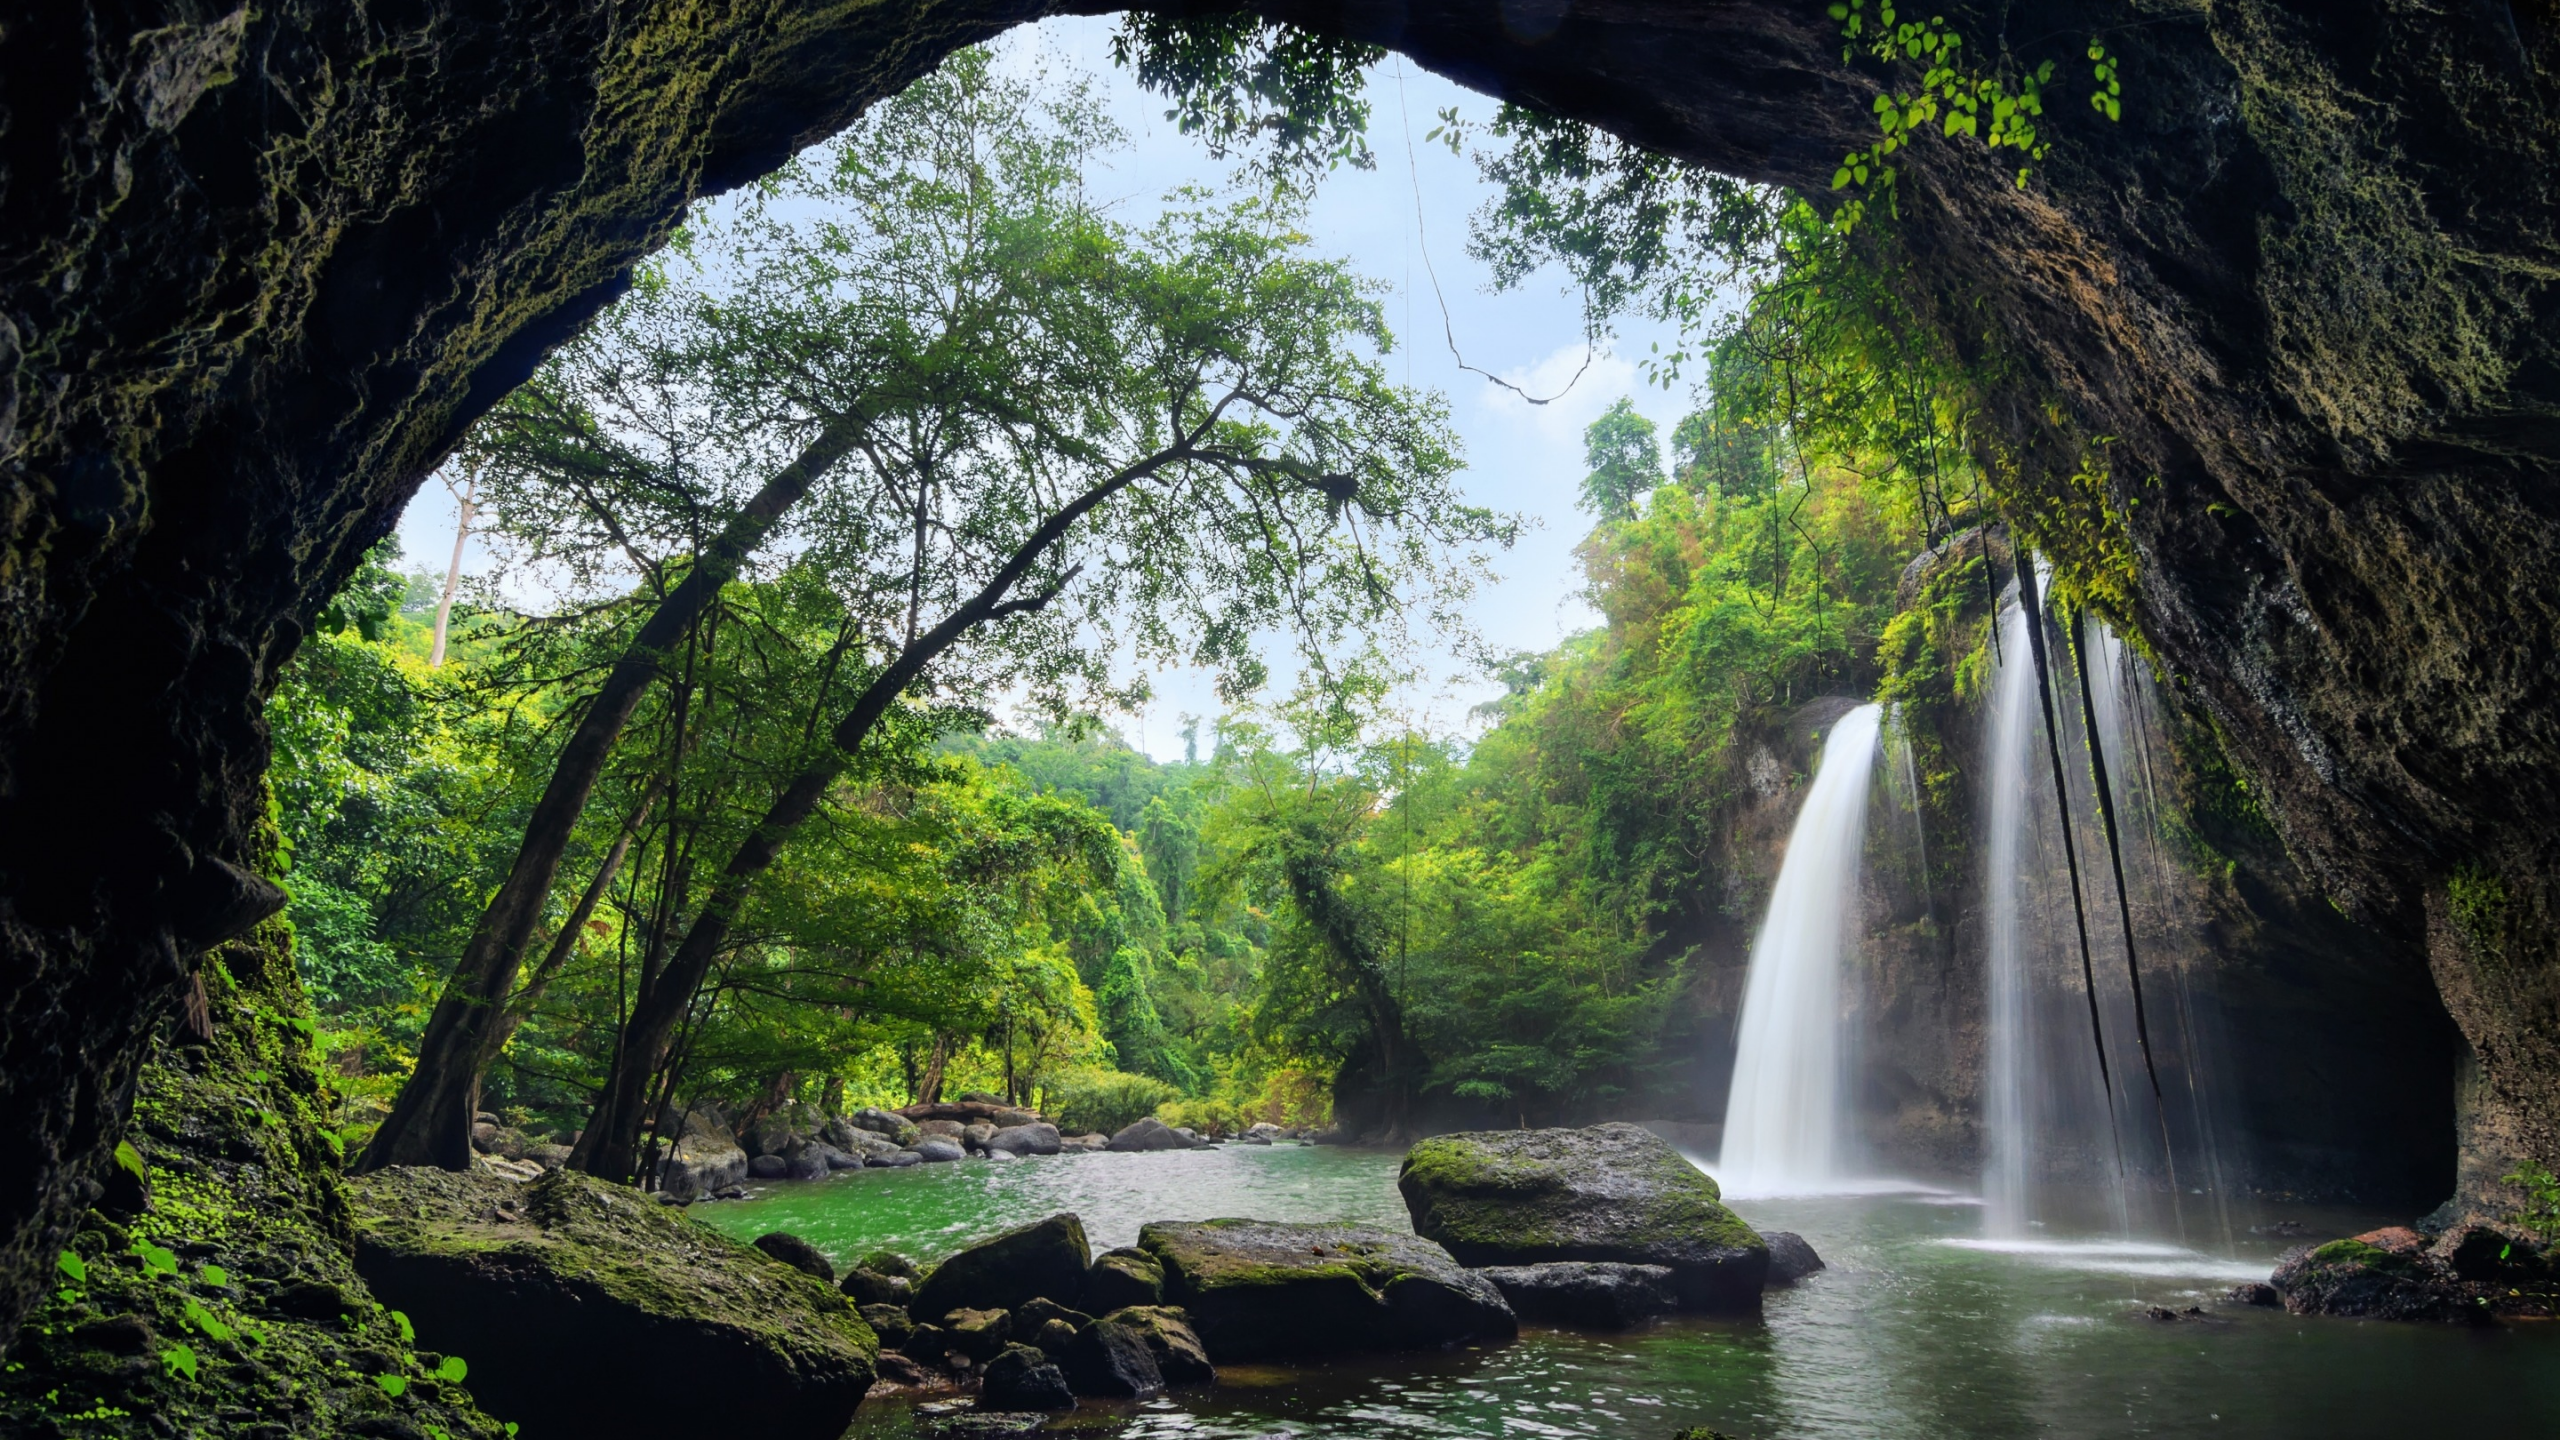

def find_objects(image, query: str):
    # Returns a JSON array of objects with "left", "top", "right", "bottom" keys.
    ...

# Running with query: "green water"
[{"left": 690, "top": 1147, "right": 2560, "bottom": 1439}]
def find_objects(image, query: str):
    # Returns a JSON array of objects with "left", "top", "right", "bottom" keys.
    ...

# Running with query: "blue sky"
[{"left": 397, "top": 16, "right": 1707, "bottom": 762}]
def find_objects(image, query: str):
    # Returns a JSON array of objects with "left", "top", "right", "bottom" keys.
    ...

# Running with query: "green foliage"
[
  {"left": 1580, "top": 399, "right": 1663, "bottom": 521},
  {"left": 1827, "top": 1, "right": 2123, "bottom": 229},
  {"left": 1044, "top": 1069, "right": 1181, "bottom": 1136},
  {"left": 2502, "top": 1161, "right": 2560, "bottom": 1243},
  {"left": 1112, "top": 12, "right": 1382, "bottom": 179}
]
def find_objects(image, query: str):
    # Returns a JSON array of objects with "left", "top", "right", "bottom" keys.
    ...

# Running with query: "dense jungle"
[{"left": 3, "top": 3, "right": 2558, "bottom": 1438}]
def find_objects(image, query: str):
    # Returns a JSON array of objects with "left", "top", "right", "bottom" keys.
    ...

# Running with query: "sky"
[{"left": 395, "top": 15, "right": 1707, "bottom": 763}]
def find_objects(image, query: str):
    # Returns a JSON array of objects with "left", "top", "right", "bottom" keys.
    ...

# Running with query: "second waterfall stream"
[{"left": 1719, "top": 702, "right": 1883, "bottom": 1198}]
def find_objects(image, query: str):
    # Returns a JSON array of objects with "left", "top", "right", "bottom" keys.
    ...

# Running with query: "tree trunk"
[
  {"left": 428, "top": 464, "right": 477, "bottom": 669},
  {"left": 1280, "top": 840, "right": 1423, "bottom": 1142},
  {"left": 574, "top": 445, "right": 1184, "bottom": 1181},
  {"left": 361, "top": 419, "right": 859, "bottom": 1173},
  {"left": 472, "top": 787, "right": 656, "bottom": 1081}
]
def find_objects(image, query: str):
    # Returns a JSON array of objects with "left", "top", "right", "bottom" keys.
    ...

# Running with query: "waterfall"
[
  {"left": 1981, "top": 598, "right": 2056, "bottom": 1237},
  {"left": 1979, "top": 580, "right": 2246, "bottom": 1244},
  {"left": 1722, "top": 702, "right": 1884, "bottom": 1198}
]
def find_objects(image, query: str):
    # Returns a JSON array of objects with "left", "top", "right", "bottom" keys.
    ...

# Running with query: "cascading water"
[
  {"left": 1722, "top": 702, "right": 1883, "bottom": 1198},
  {"left": 1979, "top": 576, "right": 2248, "bottom": 1243}
]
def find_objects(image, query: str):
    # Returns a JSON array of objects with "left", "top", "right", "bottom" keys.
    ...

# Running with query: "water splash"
[{"left": 1722, "top": 702, "right": 1884, "bottom": 1198}]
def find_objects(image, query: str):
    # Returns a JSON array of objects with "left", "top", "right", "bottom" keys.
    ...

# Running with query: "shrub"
[
  {"left": 1158, "top": 1096, "right": 1254, "bottom": 1138},
  {"left": 1042, "top": 1070, "right": 1179, "bottom": 1136}
]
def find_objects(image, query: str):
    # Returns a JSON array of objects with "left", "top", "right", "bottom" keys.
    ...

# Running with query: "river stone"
[
  {"left": 1763, "top": 1231, "right": 1826, "bottom": 1286},
  {"left": 992, "top": 1107, "right": 1042, "bottom": 1128},
  {"left": 749, "top": 1153, "right": 790, "bottom": 1179},
  {"left": 754, "top": 1231, "right": 835, "bottom": 1283},
  {"left": 1477, "top": 1261, "right": 1677, "bottom": 1328},
  {"left": 911, "top": 1213, "right": 1094, "bottom": 1317},
  {"left": 985, "top": 1147, "right": 1020, "bottom": 1163},
  {"left": 1107, "top": 1117, "right": 1189, "bottom": 1152},
  {"left": 919, "top": 1119, "right": 967, "bottom": 1138},
  {"left": 903, "top": 1321, "right": 950, "bottom": 1360},
  {"left": 850, "top": 1107, "right": 921, "bottom": 1143},
  {"left": 1059, "top": 1319, "right": 1164, "bottom": 1398},
  {"left": 1083, "top": 1246, "right": 1164, "bottom": 1311},
  {"left": 657, "top": 1108, "right": 750, "bottom": 1202},
  {"left": 913, "top": 1139, "right": 966, "bottom": 1163},
  {"left": 978, "top": 1343, "right": 1074, "bottom": 1410},
  {"left": 1098, "top": 1305, "right": 1215, "bottom": 1386},
  {"left": 988, "top": 1122, "right": 1063, "bottom": 1157},
  {"left": 961, "top": 1121, "right": 998, "bottom": 1151},
  {"left": 860, "top": 1250, "right": 921, "bottom": 1278},
  {"left": 1031, "top": 1316, "right": 1079, "bottom": 1356},
  {"left": 1015, "top": 1296, "right": 1090, "bottom": 1331},
  {"left": 784, "top": 1142, "right": 833, "bottom": 1181},
  {"left": 1399, "top": 1123, "right": 1769, "bottom": 1311},
  {"left": 842, "top": 1268, "right": 912, "bottom": 1307},
  {"left": 863, "top": 1304, "right": 916, "bottom": 1348},
  {"left": 873, "top": 1148, "right": 926, "bottom": 1168},
  {"left": 942, "top": 1307, "right": 1013, "bottom": 1361},
  {"left": 1137, "top": 1220, "right": 1515, "bottom": 1360},
  {"left": 350, "top": 1166, "right": 876, "bottom": 1440},
  {"left": 2268, "top": 1228, "right": 2487, "bottom": 1322}
]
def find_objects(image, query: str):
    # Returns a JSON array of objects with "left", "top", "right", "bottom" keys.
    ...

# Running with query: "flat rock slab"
[
  {"left": 1138, "top": 1219, "right": 1515, "bottom": 1361},
  {"left": 1399, "top": 1123, "right": 1767, "bottom": 1312},
  {"left": 350, "top": 1166, "right": 876, "bottom": 1440},
  {"left": 1477, "top": 1261, "right": 1677, "bottom": 1328}
]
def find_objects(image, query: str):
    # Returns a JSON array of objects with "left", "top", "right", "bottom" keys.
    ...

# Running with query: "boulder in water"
[
  {"left": 978, "top": 1342, "right": 1075, "bottom": 1410},
  {"left": 910, "top": 1213, "right": 1093, "bottom": 1316},
  {"left": 1059, "top": 1318, "right": 1165, "bottom": 1398},
  {"left": 2268, "top": 1224, "right": 2560, "bottom": 1321},
  {"left": 1398, "top": 1123, "right": 1768, "bottom": 1312},
  {"left": 1106, "top": 1117, "right": 1191, "bottom": 1152},
  {"left": 1097, "top": 1305, "right": 1215, "bottom": 1386},
  {"left": 1762, "top": 1231, "right": 1826, "bottom": 1286},
  {"left": 941, "top": 1306, "right": 1014, "bottom": 1361},
  {"left": 1476, "top": 1261, "right": 1677, "bottom": 1328},
  {"left": 350, "top": 1166, "right": 876, "bottom": 1440},
  {"left": 841, "top": 1267, "right": 912, "bottom": 1307},
  {"left": 1137, "top": 1219, "right": 1515, "bottom": 1360},
  {"left": 749, "top": 1153, "right": 790, "bottom": 1179},
  {"left": 1083, "top": 1246, "right": 1165, "bottom": 1311},
  {"left": 913, "top": 1138, "right": 966, "bottom": 1163},
  {"left": 862, "top": 1303, "right": 916, "bottom": 1348},
  {"left": 988, "top": 1122, "right": 1062, "bottom": 1156},
  {"left": 754, "top": 1231, "right": 835, "bottom": 1282}
]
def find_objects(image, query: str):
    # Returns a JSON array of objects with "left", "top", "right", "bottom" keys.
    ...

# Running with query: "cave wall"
[{"left": 4, "top": 0, "right": 2553, "bottom": 1350}]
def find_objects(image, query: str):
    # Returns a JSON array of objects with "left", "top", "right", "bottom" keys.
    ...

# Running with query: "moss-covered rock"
[
  {"left": 1097, "top": 1305, "right": 1215, "bottom": 1386},
  {"left": 349, "top": 1165, "right": 876, "bottom": 1439},
  {"left": 1399, "top": 1124, "right": 1768, "bottom": 1311},
  {"left": 909, "top": 1212, "right": 1091, "bottom": 1318},
  {"left": 1137, "top": 1219, "right": 1514, "bottom": 1361},
  {"left": 2267, "top": 1224, "right": 2560, "bottom": 1322},
  {"left": 1083, "top": 1245, "right": 1165, "bottom": 1312},
  {"left": 0, "top": 900, "right": 511, "bottom": 1438}
]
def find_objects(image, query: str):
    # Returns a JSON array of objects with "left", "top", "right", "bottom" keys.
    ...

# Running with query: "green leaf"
[
  {"left": 1832, "top": 167, "right": 1853, "bottom": 190},
  {"left": 56, "top": 1250, "right": 86, "bottom": 1285},
  {"left": 113, "top": 1140, "right": 146, "bottom": 1181},
  {"left": 162, "top": 1345, "right": 198, "bottom": 1381},
  {"left": 378, "top": 1374, "right": 408, "bottom": 1398},
  {"left": 435, "top": 1355, "right": 468, "bottom": 1383},
  {"left": 200, "top": 1264, "right": 228, "bottom": 1288},
  {"left": 135, "top": 1241, "right": 178, "bottom": 1278},
  {"left": 393, "top": 1310, "right": 416, "bottom": 1344},
  {"left": 183, "top": 1297, "right": 235, "bottom": 1343}
]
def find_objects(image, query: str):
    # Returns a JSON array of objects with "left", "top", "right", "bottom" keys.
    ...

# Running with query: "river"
[{"left": 689, "top": 1144, "right": 2560, "bottom": 1438}]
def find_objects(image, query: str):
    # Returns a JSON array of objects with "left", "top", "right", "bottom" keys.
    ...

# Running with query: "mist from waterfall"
[
  {"left": 1722, "top": 702, "right": 1883, "bottom": 1198},
  {"left": 1979, "top": 578, "right": 2245, "bottom": 1245}
]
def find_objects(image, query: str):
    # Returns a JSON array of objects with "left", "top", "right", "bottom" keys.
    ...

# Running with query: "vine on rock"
[{"left": 1826, "top": 1, "right": 2120, "bottom": 231}]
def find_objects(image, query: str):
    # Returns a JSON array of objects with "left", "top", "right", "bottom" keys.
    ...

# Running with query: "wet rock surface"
[
  {"left": 1477, "top": 1261, "right": 1679, "bottom": 1328},
  {"left": 2268, "top": 1224, "right": 2560, "bottom": 1322},
  {"left": 1762, "top": 1231, "right": 1826, "bottom": 1286},
  {"left": 911, "top": 1213, "right": 1094, "bottom": 1318},
  {"left": 349, "top": 1166, "right": 877, "bottom": 1439},
  {"left": 1138, "top": 1219, "right": 1515, "bottom": 1361},
  {"left": 1399, "top": 1124, "right": 1769, "bottom": 1311}
]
